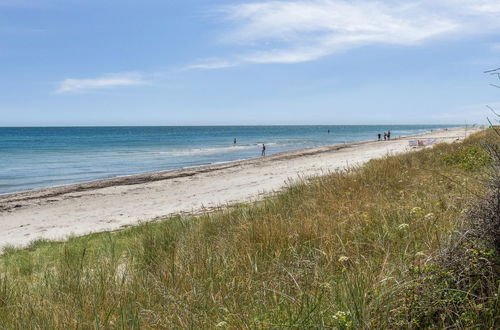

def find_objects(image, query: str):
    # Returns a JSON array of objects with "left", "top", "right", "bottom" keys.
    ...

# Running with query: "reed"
[{"left": 0, "top": 130, "right": 497, "bottom": 329}]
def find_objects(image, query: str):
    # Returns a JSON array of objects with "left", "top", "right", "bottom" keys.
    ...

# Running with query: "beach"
[{"left": 0, "top": 127, "right": 480, "bottom": 249}]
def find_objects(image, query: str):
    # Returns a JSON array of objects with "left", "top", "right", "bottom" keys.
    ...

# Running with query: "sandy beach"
[{"left": 0, "top": 127, "right": 480, "bottom": 249}]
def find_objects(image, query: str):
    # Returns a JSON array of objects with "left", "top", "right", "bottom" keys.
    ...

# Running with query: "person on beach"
[
  {"left": 261, "top": 144, "right": 266, "bottom": 157},
  {"left": 378, "top": 133, "right": 381, "bottom": 141},
  {"left": 387, "top": 131, "right": 391, "bottom": 140},
  {"left": 234, "top": 138, "right": 237, "bottom": 144},
  {"left": 328, "top": 129, "right": 330, "bottom": 134},
  {"left": 384, "top": 132, "right": 387, "bottom": 141}
]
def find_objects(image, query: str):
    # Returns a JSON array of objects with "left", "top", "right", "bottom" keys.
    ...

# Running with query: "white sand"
[{"left": 0, "top": 127, "right": 480, "bottom": 249}]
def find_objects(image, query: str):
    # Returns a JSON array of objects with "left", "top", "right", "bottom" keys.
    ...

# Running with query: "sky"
[{"left": 0, "top": 0, "right": 499, "bottom": 126}]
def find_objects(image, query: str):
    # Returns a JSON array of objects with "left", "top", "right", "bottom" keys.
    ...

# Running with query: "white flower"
[
  {"left": 338, "top": 256, "right": 349, "bottom": 263},
  {"left": 398, "top": 223, "right": 409, "bottom": 231},
  {"left": 410, "top": 207, "right": 423, "bottom": 215},
  {"left": 332, "top": 311, "right": 347, "bottom": 320}
]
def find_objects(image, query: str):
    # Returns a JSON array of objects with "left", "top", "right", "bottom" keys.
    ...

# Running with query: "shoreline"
[
  {"left": 0, "top": 140, "right": 364, "bottom": 204},
  {"left": 0, "top": 127, "right": 480, "bottom": 249},
  {"left": 0, "top": 127, "right": 464, "bottom": 201}
]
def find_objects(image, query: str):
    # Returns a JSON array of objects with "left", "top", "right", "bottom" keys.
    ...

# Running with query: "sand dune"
[{"left": 0, "top": 127, "right": 480, "bottom": 249}]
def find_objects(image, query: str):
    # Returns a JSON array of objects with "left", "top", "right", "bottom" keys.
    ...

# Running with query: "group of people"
[{"left": 377, "top": 130, "right": 391, "bottom": 141}]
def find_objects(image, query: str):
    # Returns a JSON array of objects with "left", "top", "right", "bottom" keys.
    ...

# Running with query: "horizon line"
[{"left": 0, "top": 123, "right": 471, "bottom": 128}]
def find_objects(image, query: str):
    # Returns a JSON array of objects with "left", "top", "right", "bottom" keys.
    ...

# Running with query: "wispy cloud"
[
  {"left": 54, "top": 73, "right": 146, "bottom": 94},
  {"left": 455, "top": 0, "right": 500, "bottom": 14},
  {"left": 215, "top": 0, "right": 459, "bottom": 64},
  {"left": 192, "top": 0, "right": 500, "bottom": 66},
  {"left": 183, "top": 58, "right": 237, "bottom": 70}
]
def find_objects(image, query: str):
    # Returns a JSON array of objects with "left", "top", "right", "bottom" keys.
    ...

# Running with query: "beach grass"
[{"left": 0, "top": 129, "right": 498, "bottom": 329}]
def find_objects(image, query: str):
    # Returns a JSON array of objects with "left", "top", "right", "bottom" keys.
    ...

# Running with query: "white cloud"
[
  {"left": 447, "top": 0, "right": 500, "bottom": 14},
  {"left": 223, "top": 1, "right": 455, "bottom": 43},
  {"left": 183, "top": 58, "right": 237, "bottom": 70},
  {"left": 54, "top": 73, "right": 146, "bottom": 94},
  {"left": 205, "top": 0, "right": 500, "bottom": 65}
]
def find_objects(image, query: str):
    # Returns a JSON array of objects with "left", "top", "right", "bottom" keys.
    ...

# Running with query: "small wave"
[{"left": 153, "top": 144, "right": 276, "bottom": 157}]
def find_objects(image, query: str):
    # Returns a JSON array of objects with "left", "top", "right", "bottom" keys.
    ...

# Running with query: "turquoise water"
[{"left": 0, "top": 125, "right": 458, "bottom": 194}]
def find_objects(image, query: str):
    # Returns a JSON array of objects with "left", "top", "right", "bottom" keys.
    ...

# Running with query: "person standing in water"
[
  {"left": 234, "top": 138, "right": 237, "bottom": 144},
  {"left": 387, "top": 131, "right": 391, "bottom": 140},
  {"left": 378, "top": 133, "right": 381, "bottom": 141},
  {"left": 261, "top": 144, "right": 266, "bottom": 157}
]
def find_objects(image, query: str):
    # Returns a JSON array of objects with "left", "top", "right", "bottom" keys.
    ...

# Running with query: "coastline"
[
  {"left": 0, "top": 126, "right": 464, "bottom": 201},
  {"left": 0, "top": 127, "right": 479, "bottom": 249}
]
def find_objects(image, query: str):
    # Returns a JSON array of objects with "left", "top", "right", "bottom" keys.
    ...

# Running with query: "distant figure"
[
  {"left": 261, "top": 144, "right": 266, "bottom": 157},
  {"left": 378, "top": 133, "right": 381, "bottom": 141},
  {"left": 383, "top": 132, "right": 387, "bottom": 141},
  {"left": 387, "top": 131, "right": 391, "bottom": 140},
  {"left": 328, "top": 129, "right": 330, "bottom": 134},
  {"left": 234, "top": 138, "right": 237, "bottom": 144}
]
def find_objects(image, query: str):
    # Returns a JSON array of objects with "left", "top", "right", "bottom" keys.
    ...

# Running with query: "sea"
[{"left": 0, "top": 125, "right": 459, "bottom": 195}]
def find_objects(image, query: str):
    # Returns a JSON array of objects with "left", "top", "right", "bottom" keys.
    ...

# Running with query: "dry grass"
[{"left": 0, "top": 130, "right": 497, "bottom": 329}]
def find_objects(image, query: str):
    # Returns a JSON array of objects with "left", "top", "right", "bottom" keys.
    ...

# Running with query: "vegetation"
[{"left": 0, "top": 130, "right": 498, "bottom": 329}]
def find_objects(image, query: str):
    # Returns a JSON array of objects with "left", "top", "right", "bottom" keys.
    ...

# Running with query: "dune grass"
[{"left": 0, "top": 130, "right": 498, "bottom": 329}]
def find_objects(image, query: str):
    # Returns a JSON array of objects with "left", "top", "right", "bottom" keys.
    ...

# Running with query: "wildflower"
[
  {"left": 338, "top": 256, "right": 349, "bottom": 263},
  {"left": 398, "top": 223, "right": 409, "bottom": 231},
  {"left": 332, "top": 311, "right": 352, "bottom": 327},
  {"left": 424, "top": 212, "right": 435, "bottom": 219},
  {"left": 410, "top": 206, "right": 425, "bottom": 217},
  {"left": 332, "top": 311, "right": 347, "bottom": 320},
  {"left": 410, "top": 207, "right": 424, "bottom": 216}
]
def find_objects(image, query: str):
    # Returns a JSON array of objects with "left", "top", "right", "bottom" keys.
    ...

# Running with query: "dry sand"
[{"left": 0, "top": 127, "right": 481, "bottom": 249}]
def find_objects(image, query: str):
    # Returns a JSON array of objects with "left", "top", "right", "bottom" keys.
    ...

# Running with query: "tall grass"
[{"left": 0, "top": 130, "right": 497, "bottom": 328}]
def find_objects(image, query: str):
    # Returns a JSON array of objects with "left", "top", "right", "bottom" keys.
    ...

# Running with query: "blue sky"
[{"left": 1, "top": 0, "right": 499, "bottom": 126}]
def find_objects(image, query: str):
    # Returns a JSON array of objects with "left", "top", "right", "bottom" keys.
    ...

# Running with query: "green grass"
[{"left": 0, "top": 130, "right": 498, "bottom": 329}]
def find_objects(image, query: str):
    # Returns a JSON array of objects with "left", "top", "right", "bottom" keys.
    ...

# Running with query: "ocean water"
[{"left": 0, "top": 125, "right": 458, "bottom": 194}]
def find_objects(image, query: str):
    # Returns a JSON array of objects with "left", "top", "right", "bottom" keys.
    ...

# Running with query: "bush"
[
  {"left": 443, "top": 146, "right": 491, "bottom": 171},
  {"left": 391, "top": 141, "right": 500, "bottom": 328}
]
